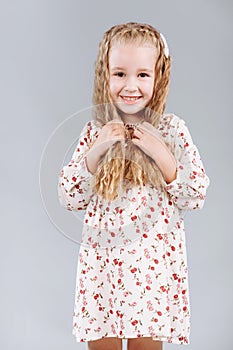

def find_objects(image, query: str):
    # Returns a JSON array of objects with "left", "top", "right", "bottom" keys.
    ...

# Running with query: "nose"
[{"left": 124, "top": 76, "right": 138, "bottom": 92}]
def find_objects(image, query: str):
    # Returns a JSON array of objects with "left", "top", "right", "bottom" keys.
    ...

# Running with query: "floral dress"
[{"left": 58, "top": 113, "right": 210, "bottom": 345}]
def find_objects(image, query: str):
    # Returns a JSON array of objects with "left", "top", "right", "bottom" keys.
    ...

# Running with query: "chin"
[{"left": 116, "top": 104, "right": 145, "bottom": 115}]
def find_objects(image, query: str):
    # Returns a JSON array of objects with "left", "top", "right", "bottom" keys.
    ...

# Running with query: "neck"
[{"left": 121, "top": 114, "right": 144, "bottom": 124}]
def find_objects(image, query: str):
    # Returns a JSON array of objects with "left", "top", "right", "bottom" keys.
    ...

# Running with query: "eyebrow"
[{"left": 110, "top": 66, "right": 154, "bottom": 73}]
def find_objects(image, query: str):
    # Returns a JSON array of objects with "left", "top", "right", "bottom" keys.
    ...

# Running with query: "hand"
[
  {"left": 85, "top": 120, "right": 126, "bottom": 175},
  {"left": 91, "top": 120, "right": 126, "bottom": 158},
  {"left": 131, "top": 121, "right": 177, "bottom": 183},
  {"left": 131, "top": 121, "right": 166, "bottom": 160}
]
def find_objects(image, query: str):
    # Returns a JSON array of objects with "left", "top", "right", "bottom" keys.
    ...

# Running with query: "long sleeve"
[
  {"left": 58, "top": 120, "right": 98, "bottom": 211},
  {"left": 165, "top": 115, "right": 210, "bottom": 211}
]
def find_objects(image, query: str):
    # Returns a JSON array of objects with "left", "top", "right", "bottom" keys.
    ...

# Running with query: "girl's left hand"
[
  {"left": 131, "top": 121, "right": 177, "bottom": 183},
  {"left": 131, "top": 121, "right": 166, "bottom": 160}
]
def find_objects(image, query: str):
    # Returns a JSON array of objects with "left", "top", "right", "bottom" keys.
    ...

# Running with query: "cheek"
[
  {"left": 109, "top": 79, "right": 120, "bottom": 96},
  {"left": 144, "top": 80, "right": 154, "bottom": 96}
]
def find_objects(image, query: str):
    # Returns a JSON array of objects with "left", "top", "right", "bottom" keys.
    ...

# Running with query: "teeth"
[{"left": 122, "top": 96, "right": 140, "bottom": 101}]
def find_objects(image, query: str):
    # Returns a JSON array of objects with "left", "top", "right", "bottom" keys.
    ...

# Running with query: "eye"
[
  {"left": 138, "top": 72, "right": 149, "bottom": 78},
  {"left": 113, "top": 72, "right": 125, "bottom": 77}
]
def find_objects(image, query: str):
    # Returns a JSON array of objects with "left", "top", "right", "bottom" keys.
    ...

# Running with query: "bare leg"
[
  {"left": 127, "top": 337, "right": 163, "bottom": 350},
  {"left": 88, "top": 337, "right": 122, "bottom": 350}
]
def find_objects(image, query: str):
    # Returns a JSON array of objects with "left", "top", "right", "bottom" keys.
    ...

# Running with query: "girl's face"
[{"left": 109, "top": 43, "right": 157, "bottom": 121}]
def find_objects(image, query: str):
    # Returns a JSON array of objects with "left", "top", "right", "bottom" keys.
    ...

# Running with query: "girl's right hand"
[
  {"left": 85, "top": 120, "right": 126, "bottom": 174},
  {"left": 91, "top": 120, "right": 126, "bottom": 158}
]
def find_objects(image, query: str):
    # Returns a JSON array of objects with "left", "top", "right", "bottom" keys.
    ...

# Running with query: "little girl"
[{"left": 58, "top": 22, "right": 210, "bottom": 350}]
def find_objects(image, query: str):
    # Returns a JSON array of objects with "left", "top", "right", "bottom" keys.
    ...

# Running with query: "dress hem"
[{"left": 72, "top": 330, "right": 190, "bottom": 345}]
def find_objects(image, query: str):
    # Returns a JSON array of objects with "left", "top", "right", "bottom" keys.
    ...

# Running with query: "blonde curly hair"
[{"left": 90, "top": 22, "right": 173, "bottom": 200}]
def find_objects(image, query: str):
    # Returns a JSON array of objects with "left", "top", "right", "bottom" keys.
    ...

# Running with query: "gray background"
[{"left": 1, "top": 0, "right": 232, "bottom": 349}]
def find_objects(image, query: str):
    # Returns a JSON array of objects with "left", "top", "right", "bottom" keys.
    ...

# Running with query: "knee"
[
  {"left": 88, "top": 337, "right": 122, "bottom": 350},
  {"left": 127, "top": 338, "right": 163, "bottom": 350}
]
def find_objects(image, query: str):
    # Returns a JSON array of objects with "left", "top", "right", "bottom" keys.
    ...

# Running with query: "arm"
[
  {"left": 147, "top": 134, "right": 178, "bottom": 184},
  {"left": 57, "top": 120, "right": 98, "bottom": 211},
  {"left": 132, "top": 121, "right": 177, "bottom": 183},
  {"left": 164, "top": 116, "right": 210, "bottom": 210}
]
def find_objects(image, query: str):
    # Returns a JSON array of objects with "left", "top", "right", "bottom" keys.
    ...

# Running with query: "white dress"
[{"left": 58, "top": 113, "right": 210, "bottom": 345}]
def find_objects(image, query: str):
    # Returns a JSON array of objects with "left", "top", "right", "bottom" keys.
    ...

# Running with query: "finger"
[
  {"left": 111, "top": 125, "right": 125, "bottom": 133},
  {"left": 132, "top": 129, "right": 143, "bottom": 141},
  {"left": 140, "top": 121, "right": 155, "bottom": 131},
  {"left": 133, "top": 128, "right": 144, "bottom": 135},
  {"left": 137, "top": 125, "right": 162, "bottom": 140},
  {"left": 131, "top": 137, "right": 140, "bottom": 144},
  {"left": 112, "top": 130, "right": 126, "bottom": 139},
  {"left": 131, "top": 139, "right": 143, "bottom": 149},
  {"left": 113, "top": 134, "right": 125, "bottom": 140},
  {"left": 107, "top": 120, "right": 124, "bottom": 127},
  {"left": 136, "top": 125, "right": 150, "bottom": 133},
  {"left": 113, "top": 127, "right": 126, "bottom": 135},
  {"left": 137, "top": 121, "right": 156, "bottom": 131}
]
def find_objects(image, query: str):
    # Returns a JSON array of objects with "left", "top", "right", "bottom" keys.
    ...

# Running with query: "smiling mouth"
[
  {"left": 120, "top": 96, "right": 142, "bottom": 103},
  {"left": 121, "top": 96, "right": 142, "bottom": 100}
]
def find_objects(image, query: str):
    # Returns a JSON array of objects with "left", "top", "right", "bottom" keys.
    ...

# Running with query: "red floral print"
[{"left": 58, "top": 114, "right": 210, "bottom": 345}]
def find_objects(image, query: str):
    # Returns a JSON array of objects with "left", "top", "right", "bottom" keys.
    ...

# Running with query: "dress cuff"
[
  {"left": 64, "top": 155, "right": 95, "bottom": 192},
  {"left": 164, "top": 161, "right": 184, "bottom": 197},
  {"left": 83, "top": 155, "right": 95, "bottom": 177}
]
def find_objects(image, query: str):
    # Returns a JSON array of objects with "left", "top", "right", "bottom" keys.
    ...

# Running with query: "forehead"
[{"left": 109, "top": 44, "right": 158, "bottom": 68}]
